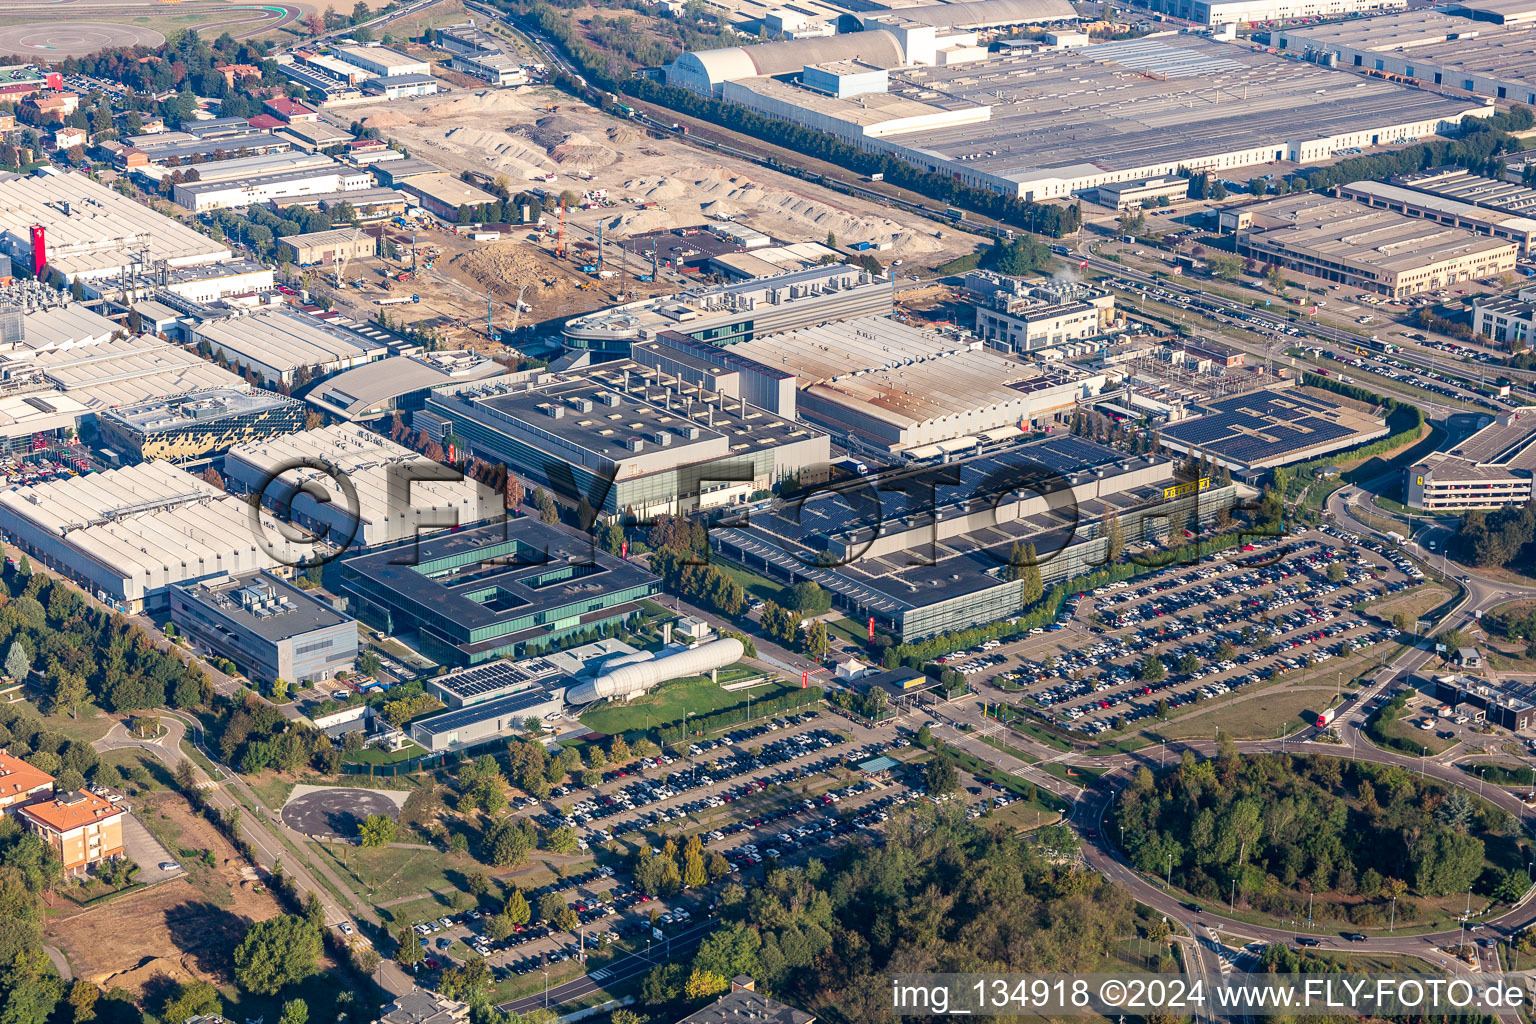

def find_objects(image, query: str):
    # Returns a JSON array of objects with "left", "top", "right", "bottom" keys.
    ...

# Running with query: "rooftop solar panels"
[
  {"left": 411, "top": 687, "right": 557, "bottom": 736},
  {"left": 432, "top": 660, "right": 547, "bottom": 702},
  {"left": 1161, "top": 389, "right": 1379, "bottom": 468}
]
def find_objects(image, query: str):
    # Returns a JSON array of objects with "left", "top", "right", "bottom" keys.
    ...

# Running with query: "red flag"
[
  {"left": 868, "top": 617, "right": 875, "bottom": 640},
  {"left": 621, "top": 541, "right": 628, "bottom": 558},
  {"left": 801, "top": 671, "right": 808, "bottom": 688}
]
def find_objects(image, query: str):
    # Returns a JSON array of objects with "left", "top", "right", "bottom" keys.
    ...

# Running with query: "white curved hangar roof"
[
  {"left": 866, "top": 0, "right": 1078, "bottom": 28},
  {"left": 674, "top": 30, "right": 907, "bottom": 90}
]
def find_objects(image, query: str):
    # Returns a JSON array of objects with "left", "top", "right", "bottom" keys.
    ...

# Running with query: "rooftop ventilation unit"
[{"left": 625, "top": 436, "right": 645, "bottom": 452}]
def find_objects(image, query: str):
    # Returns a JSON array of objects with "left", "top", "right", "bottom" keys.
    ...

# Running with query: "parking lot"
[{"left": 969, "top": 531, "right": 1422, "bottom": 736}]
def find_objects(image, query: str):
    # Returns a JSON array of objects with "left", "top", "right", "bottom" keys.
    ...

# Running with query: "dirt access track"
[
  {"left": 43, "top": 791, "right": 286, "bottom": 1001},
  {"left": 336, "top": 87, "right": 988, "bottom": 266}
]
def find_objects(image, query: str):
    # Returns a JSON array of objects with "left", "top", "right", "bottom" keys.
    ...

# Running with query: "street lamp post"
[{"left": 1389, "top": 896, "right": 1396, "bottom": 934}]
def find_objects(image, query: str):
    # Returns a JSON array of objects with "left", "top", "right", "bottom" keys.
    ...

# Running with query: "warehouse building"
[
  {"left": 339, "top": 518, "right": 661, "bottom": 666},
  {"left": 96, "top": 389, "right": 308, "bottom": 464},
  {"left": 1392, "top": 167, "right": 1536, "bottom": 220},
  {"left": 1134, "top": 0, "right": 1405, "bottom": 26},
  {"left": 671, "top": 34, "right": 1487, "bottom": 200},
  {"left": 172, "top": 160, "right": 373, "bottom": 213},
  {"left": 169, "top": 570, "right": 358, "bottom": 685},
  {"left": 563, "top": 264, "right": 888, "bottom": 357},
  {"left": 1221, "top": 193, "right": 1517, "bottom": 297},
  {"left": 306, "top": 350, "right": 510, "bottom": 422},
  {"left": 397, "top": 174, "right": 499, "bottom": 220},
  {"left": 0, "top": 172, "right": 231, "bottom": 283},
  {"left": 334, "top": 44, "right": 433, "bottom": 79},
  {"left": 712, "top": 314, "right": 1104, "bottom": 451},
  {"left": 1272, "top": 5, "right": 1536, "bottom": 105},
  {"left": 711, "top": 436, "right": 1239, "bottom": 640},
  {"left": 1335, "top": 180, "right": 1536, "bottom": 255},
  {"left": 223, "top": 424, "right": 503, "bottom": 549},
  {"left": 420, "top": 358, "right": 830, "bottom": 517},
  {"left": 363, "top": 74, "right": 439, "bottom": 99},
  {"left": 1158, "top": 385, "right": 1388, "bottom": 471},
  {"left": 83, "top": 258, "right": 275, "bottom": 306},
  {"left": 410, "top": 684, "right": 566, "bottom": 753},
  {"left": 1473, "top": 288, "right": 1536, "bottom": 346},
  {"left": 0, "top": 460, "right": 307, "bottom": 612},
  {"left": 270, "top": 187, "right": 411, "bottom": 223},
  {"left": 1407, "top": 405, "right": 1536, "bottom": 510},
  {"left": 191, "top": 308, "right": 388, "bottom": 387},
  {"left": 279, "top": 228, "right": 377, "bottom": 267}
]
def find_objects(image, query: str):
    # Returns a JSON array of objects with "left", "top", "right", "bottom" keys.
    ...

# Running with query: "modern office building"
[
  {"left": 409, "top": 683, "right": 566, "bottom": 753},
  {"left": 1094, "top": 176, "right": 1191, "bottom": 210},
  {"left": 1473, "top": 288, "right": 1536, "bottom": 346},
  {"left": 1159, "top": 386, "right": 1389, "bottom": 471},
  {"left": 338, "top": 519, "right": 661, "bottom": 666},
  {"left": 1272, "top": 5, "right": 1536, "bottom": 105},
  {"left": 1221, "top": 194, "right": 1518, "bottom": 296},
  {"left": 305, "top": 351, "right": 510, "bottom": 422},
  {"left": 1335, "top": 180, "right": 1536, "bottom": 255},
  {"left": 223, "top": 424, "right": 503, "bottom": 549},
  {"left": 562, "top": 264, "right": 888, "bottom": 357},
  {"left": 420, "top": 359, "right": 830, "bottom": 517},
  {"left": 170, "top": 571, "right": 358, "bottom": 685},
  {"left": 711, "top": 436, "right": 1239, "bottom": 640},
  {"left": 1432, "top": 676, "right": 1536, "bottom": 731},
  {"left": 19, "top": 790, "right": 124, "bottom": 877},
  {"left": 1407, "top": 406, "right": 1536, "bottom": 510},
  {"left": 966, "top": 272, "right": 1118, "bottom": 354},
  {"left": 96, "top": 389, "right": 308, "bottom": 464},
  {"left": 363, "top": 74, "right": 440, "bottom": 99}
]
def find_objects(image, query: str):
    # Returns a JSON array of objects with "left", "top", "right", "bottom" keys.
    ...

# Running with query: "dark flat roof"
[
  {"left": 340, "top": 518, "right": 656, "bottom": 634},
  {"left": 1161, "top": 388, "right": 1383, "bottom": 467},
  {"left": 412, "top": 686, "right": 562, "bottom": 736},
  {"left": 173, "top": 570, "right": 352, "bottom": 642}
]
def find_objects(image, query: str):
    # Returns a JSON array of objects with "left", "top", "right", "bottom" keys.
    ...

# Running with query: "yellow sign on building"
[{"left": 1163, "top": 477, "right": 1211, "bottom": 501}]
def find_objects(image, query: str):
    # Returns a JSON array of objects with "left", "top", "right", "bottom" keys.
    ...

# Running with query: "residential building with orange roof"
[
  {"left": 0, "top": 751, "right": 54, "bottom": 816},
  {"left": 19, "top": 789, "right": 124, "bottom": 876}
]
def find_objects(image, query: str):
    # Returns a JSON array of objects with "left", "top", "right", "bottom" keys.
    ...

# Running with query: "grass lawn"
[
  {"left": 1156, "top": 685, "right": 1340, "bottom": 741},
  {"left": 713, "top": 557, "right": 786, "bottom": 605},
  {"left": 577, "top": 672, "right": 796, "bottom": 737},
  {"left": 344, "top": 741, "right": 429, "bottom": 766},
  {"left": 315, "top": 842, "right": 476, "bottom": 905},
  {"left": 1370, "top": 584, "right": 1452, "bottom": 624},
  {"left": 824, "top": 616, "right": 872, "bottom": 647},
  {"left": 1037, "top": 761, "right": 1105, "bottom": 783},
  {"left": 10, "top": 701, "right": 117, "bottom": 746},
  {"left": 1372, "top": 702, "right": 1456, "bottom": 756}
]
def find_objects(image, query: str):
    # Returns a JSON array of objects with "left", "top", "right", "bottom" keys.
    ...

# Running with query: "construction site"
[{"left": 309, "top": 85, "right": 986, "bottom": 349}]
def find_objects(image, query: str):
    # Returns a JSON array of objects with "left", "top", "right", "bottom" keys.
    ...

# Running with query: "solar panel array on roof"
[
  {"left": 434, "top": 660, "right": 544, "bottom": 701},
  {"left": 1162, "top": 391, "right": 1356, "bottom": 465}
]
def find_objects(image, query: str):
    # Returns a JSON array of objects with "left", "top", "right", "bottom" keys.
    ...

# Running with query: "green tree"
[
  {"left": 1139, "top": 655, "right": 1165, "bottom": 682},
  {"left": 358, "top": 813, "right": 397, "bottom": 847},
  {"left": 4, "top": 640, "right": 31, "bottom": 681},
  {"left": 395, "top": 927, "right": 424, "bottom": 967},
  {"left": 504, "top": 887, "right": 531, "bottom": 926},
  {"left": 1021, "top": 543, "right": 1043, "bottom": 604},
  {"left": 544, "top": 825, "right": 579, "bottom": 854},
  {"left": 925, "top": 755, "right": 959, "bottom": 796},
  {"left": 683, "top": 847, "right": 708, "bottom": 888},
  {"left": 233, "top": 915, "right": 322, "bottom": 995},
  {"left": 67, "top": 981, "right": 98, "bottom": 1024},
  {"left": 279, "top": 999, "right": 308, "bottom": 1024},
  {"left": 161, "top": 981, "right": 221, "bottom": 1024}
]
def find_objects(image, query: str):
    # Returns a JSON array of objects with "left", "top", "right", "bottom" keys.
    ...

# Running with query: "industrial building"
[
  {"left": 363, "top": 74, "right": 440, "bottom": 99},
  {"left": 0, "top": 460, "right": 307, "bottom": 612},
  {"left": 670, "top": 33, "right": 1486, "bottom": 200},
  {"left": 966, "top": 271, "right": 1118, "bottom": 353},
  {"left": 222, "top": 424, "right": 503, "bottom": 549},
  {"left": 278, "top": 228, "right": 377, "bottom": 267},
  {"left": 190, "top": 308, "right": 389, "bottom": 387},
  {"left": 1473, "top": 288, "right": 1536, "bottom": 346},
  {"left": 1220, "top": 193, "right": 1518, "bottom": 296},
  {"left": 305, "top": 350, "right": 510, "bottom": 422},
  {"left": 1134, "top": 0, "right": 1405, "bottom": 25},
  {"left": 397, "top": 174, "right": 499, "bottom": 220},
  {"left": 709, "top": 314, "right": 1104, "bottom": 451},
  {"left": 711, "top": 436, "right": 1239, "bottom": 640},
  {"left": 425, "top": 639, "right": 643, "bottom": 708},
  {"left": 169, "top": 570, "right": 358, "bottom": 685},
  {"left": 437, "top": 23, "right": 528, "bottom": 85},
  {"left": 1272, "top": 4, "right": 1536, "bottom": 105},
  {"left": 420, "top": 358, "right": 830, "bottom": 517},
  {"left": 1158, "top": 386, "right": 1388, "bottom": 471},
  {"left": 562, "top": 264, "right": 889, "bottom": 356},
  {"left": 334, "top": 44, "right": 434, "bottom": 79},
  {"left": 1407, "top": 406, "right": 1536, "bottom": 510},
  {"left": 1391, "top": 167, "right": 1536, "bottom": 221},
  {"left": 1334, "top": 180, "right": 1536, "bottom": 255},
  {"left": 0, "top": 172, "right": 231, "bottom": 283},
  {"left": 96, "top": 389, "right": 308, "bottom": 464},
  {"left": 338, "top": 518, "right": 661, "bottom": 666},
  {"left": 269, "top": 187, "right": 411, "bottom": 223},
  {"left": 171, "top": 156, "right": 374, "bottom": 213},
  {"left": 82, "top": 258, "right": 276, "bottom": 306}
]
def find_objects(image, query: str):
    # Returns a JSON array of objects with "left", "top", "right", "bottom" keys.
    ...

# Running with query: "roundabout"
[{"left": 280, "top": 784, "right": 407, "bottom": 840}]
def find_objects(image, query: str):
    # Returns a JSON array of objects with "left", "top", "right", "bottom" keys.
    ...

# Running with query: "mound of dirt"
[
  {"left": 90, "top": 956, "right": 199, "bottom": 997},
  {"left": 607, "top": 125, "right": 643, "bottom": 145},
  {"left": 452, "top": 242, "right": 576, "bottom": 301},
  {"left": 360, "top": 111, "right": 412, "bottom": 129}
]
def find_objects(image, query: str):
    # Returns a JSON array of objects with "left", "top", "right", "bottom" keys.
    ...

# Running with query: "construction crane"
[
  {"left": 556, "top": 200, "right": 566, "bottom": 260},
  {"left": 510, "top": 283, "right": 529, "bottom": 334}
]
